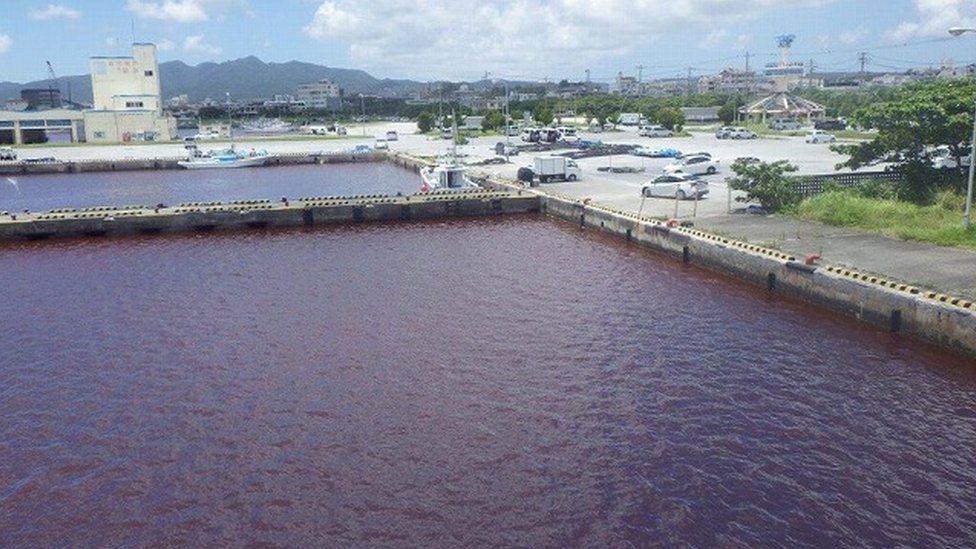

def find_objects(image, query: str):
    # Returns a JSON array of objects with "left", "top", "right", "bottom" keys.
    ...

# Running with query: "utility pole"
[
  {"left": 686, "top": 67, "right": 693, "bottom": 97},
  {"left": 858, "top": 52, "right": 869, "bottom": 84}
]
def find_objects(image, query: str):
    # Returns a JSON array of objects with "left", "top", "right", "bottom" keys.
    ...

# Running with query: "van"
[
  {"left": 520, "top": 128, "right": 540, "bottom": 143},
  {"left": 768, "top": 118, "right": 802, "bottom": 131}
]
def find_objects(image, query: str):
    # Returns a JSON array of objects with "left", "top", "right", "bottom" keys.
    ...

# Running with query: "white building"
[
  {"left": 296, "top": 79, "right": 341, "bottom": 110},
  {"left": 84, "top": 43, "right": 176, "bottom": 142}
]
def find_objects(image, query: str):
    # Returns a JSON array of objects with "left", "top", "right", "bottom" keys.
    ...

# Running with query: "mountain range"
[{"left": 0, "top": 56, "right": 429, "bottom": 105}]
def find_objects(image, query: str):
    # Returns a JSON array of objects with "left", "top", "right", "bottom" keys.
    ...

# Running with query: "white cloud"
[
  {"left": 0, "top": 33, "right": 11, "bottom": 54},
  {"left": 887, "top": 0, "right": 976, "bottom": 41},
  {"left": 158, "top": 38, "right": 176, "bottom": 51},
  {"left": 699, "top": 29, "right": 728, "bottom": 50},
  {"left": 127, "top": 0, "right": 208, "bottom": 23},
  {"left": 838, "top": 26, "right": 868, "bottom": 45},
  {"left": 183, "top": 34, "right": 222, "bottom": 55},
  {"left": 126, "top": 0, "right": 252, "bottom": 23},
  {"left": 302, "top": 0, "right": 840, "bottom": 79},
  {"left": 29, "top": 4, "right": 82, "bottom": 20}
]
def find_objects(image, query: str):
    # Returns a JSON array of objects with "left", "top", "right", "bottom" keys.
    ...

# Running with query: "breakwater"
[
  {"left": 0, "top": 189, "right": 540, "bottom": 240},
  {"left": 0, "top": 151, "right": 387, "bottom": 175}
]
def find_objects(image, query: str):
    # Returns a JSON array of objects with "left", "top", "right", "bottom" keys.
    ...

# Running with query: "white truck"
[
  {"left": 533, "top": 156, "right": 581, "bottom": 183},
  {"left": 619, "top": 113, "right": 643, "bottom": 126}
]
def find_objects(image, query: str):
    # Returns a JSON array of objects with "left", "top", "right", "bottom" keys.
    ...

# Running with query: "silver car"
[{"left": 641, "top": 174, "right": 709, "bottom": 200}]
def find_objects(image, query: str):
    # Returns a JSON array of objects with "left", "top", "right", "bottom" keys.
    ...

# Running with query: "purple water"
[
  {"left": 0, "top": 162, "right": 419, "bottom": 213},
  {"left": 1, "top": 217, "right": 975, "bottom": 547}
]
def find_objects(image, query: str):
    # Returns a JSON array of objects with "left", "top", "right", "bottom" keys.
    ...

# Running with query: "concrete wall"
[
  {"left": 0, "top": 190, "right": 540, "bottom": 241},
  {"left": 535, "top": 189, "right": 976, "bottom": 359}
]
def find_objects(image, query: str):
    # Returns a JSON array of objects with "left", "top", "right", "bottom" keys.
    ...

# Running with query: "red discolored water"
[{"left": 1, "top": 217, "right": 975, "bottom": 547}]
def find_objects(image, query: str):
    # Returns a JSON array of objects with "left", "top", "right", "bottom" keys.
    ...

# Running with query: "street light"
[{"left": 949, "top": 26, "right": 976, "bottom": 228}]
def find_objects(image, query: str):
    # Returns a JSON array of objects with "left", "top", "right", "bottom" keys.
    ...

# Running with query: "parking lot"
[{"left": 447, "top": 124, "right": 864, "bottom": 221}]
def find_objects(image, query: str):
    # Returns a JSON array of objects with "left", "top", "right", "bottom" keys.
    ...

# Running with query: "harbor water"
[
  {"left": 0, "top": 162, "right": 419, "bottom": 213},
  {"left": 2, "top": 217, "right": 975, "bottom": 546}
]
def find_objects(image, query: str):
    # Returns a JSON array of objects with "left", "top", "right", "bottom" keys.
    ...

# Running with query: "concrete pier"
[{"left": 0, "top": 189, "right": 540, "bottom": 241}]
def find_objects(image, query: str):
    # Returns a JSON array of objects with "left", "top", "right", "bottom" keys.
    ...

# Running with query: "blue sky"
[{"left": 0, "top": 0, "right": 974, "bottom": 83}]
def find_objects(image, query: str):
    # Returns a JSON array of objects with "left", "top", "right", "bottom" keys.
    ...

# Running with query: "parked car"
[
  {"left": 351, "top": 144, "right": 373, "bottom": 154},
  {"left": 633, "top": 146, "right": 682, "bottom": 158},
  {"left": 440, "top": 127, "right": 454, "bottom": 140},
  {"left": 726, "top": 127, "right": 757, "bottom": 139},
  {"left": 537, "top": 128, "right": 560, "bottom": 143},
  {"left": 374, "top": 139, "right": 389, "bottom": 150},
  {"left": 494, "top": 142, "right": 519, "bottom": 156},
  {"left": 385, "top": 130, "right": 398, "bottom": 141},
  {"left": 715, "top": 126, "right": 735, "bottom": 139},
  {"left": 641, "top": 174, "right": 709, "bottom": 200},
  {"left": 814, "top": 118, "right": 847, "bottom": 131},
  {"left": 664, "top": 155, "right": 719, "bottom": 176},
  {"left": 932, "top": 146, "right": 973, "bottom": 170},
  {"left": 639, "top": 124, "right": 674, "bottom": 138},
  {"left": 520, "top": 128, "right": 540, "bottom": 142},
  {"left": 556, "top": 126, "right": 580, "bottom": 142},
  {"left": 805, "top": 130, "right": 836, "bottom": 144},
  {"left": 735, "top": 156, "right": 761, "bottom": 165},
  {"left": 768, "top": 118, "right": 803, "bottom": 131},
  {"left": 0, "top": 147, "right": 17, "bottom": 161}
]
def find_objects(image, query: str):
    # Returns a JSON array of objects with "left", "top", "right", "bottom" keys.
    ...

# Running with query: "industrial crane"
[{"left": 45, "top": 60, "right": 71, "bottom": 107}]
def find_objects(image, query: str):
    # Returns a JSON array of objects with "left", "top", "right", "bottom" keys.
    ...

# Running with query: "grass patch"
[{"left": 794, "top": 190, "right": 976, "bottom": 248}]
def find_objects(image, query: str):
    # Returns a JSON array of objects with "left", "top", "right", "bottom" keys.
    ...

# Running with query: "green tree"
[
  {"left": 534, "top": 105, "right": 554, "bottom": 126},
  {"left": 481, "top": 110, "right": 507, "bottom": 131},
  {"left": 718, "top": 101, "right": 737, "bottom": 125},
  {"left": 654, "top": 107, "right": 686, "bottom": 131},
  {"left": 417, "top": 111, "right": 435, "bottom": 133},
  {"left": 727, "top": 159, "right": 801, "bottom": 212},
  {"left": 835, "top": 80, "right": 975, "bottom": 202}
]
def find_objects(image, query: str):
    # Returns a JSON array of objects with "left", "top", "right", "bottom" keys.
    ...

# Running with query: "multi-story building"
[
  {"left": 697, "top": 69, "right": 757, "bottom": 95},
  {"left": 296, "top": 79, "right": 342, "bottom": 110},
  {"left": 84, "top": 43, "right": 176, "bottom": 142}
]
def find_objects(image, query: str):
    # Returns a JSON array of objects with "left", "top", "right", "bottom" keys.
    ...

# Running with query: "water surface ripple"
[{"left": 1, "top": 218, "right": 975, "bottom": 547}]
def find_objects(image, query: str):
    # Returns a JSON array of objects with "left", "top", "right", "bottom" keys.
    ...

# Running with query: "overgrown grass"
[{"left": 794, "top": 190, "right": 976, "bottom": 249}]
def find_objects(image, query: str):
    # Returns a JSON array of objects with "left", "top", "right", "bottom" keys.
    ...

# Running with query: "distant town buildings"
[{"left": 296, "top": 79, "right": 342, "bottom": 110}]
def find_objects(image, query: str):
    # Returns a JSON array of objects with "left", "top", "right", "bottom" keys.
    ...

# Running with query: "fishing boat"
[
  {"left": 178, "top": 144, "right": 272, "bottom": 169},
  {"left": 419, "top": 112, "right": 479, "bottom": 193}
]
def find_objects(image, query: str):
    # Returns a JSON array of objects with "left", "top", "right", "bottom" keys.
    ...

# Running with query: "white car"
[
  {"left": 639, "top": 124, "right": 674, "bottom": 138},
  {"left": 641, "top": 174, "right": 709, "bottom": 200},
  {"left": 715, "top": 126, "right": 735, "bottom": 139},
  {"left": 932, "top": 146, "right": 973, "bottom": 170},
  {"left": 664, "top": 155, "right": 719, "bottom": 176},
  {"left": 805, "top": 130, "right": 836, "bottom": 144},
  {"left": 0, "top": 147, "right": 16, "bottom": 161},
  {"left": 726, "top": 127, "right": 757, "bottom": 139},
  {"left": 385, "top": 130, "right": 398, "bottom": 141},
  {"left": 769, "top": 118, "right": 803, "bottom": 131}
]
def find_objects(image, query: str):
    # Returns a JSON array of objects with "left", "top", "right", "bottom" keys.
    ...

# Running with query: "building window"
[
  {"left": 94, "top": 131, "right": 106, "bottom": 138},
  {"left": 144, "top": 70, "right": 154, "bottom": 77},
  {"left": 125, "top": 101, "right": 145, "bottom": 108}
]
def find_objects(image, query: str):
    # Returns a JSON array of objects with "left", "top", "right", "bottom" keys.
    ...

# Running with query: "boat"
[
  {"left": 178, "top": 144, "right": 273, "bottom": 169},
  {"left": 419, "top": 111, "right": 479, "bottom": 193}
]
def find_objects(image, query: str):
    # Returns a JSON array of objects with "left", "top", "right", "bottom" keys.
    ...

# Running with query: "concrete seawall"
[
  {"left": 558, "top": 194, "right": 976, "bottom": 358},
  {"left": 474, "top": 173, "right": 976, "bottom": 358},
  {"left": 0, "top": 189, "right": 540, "bottom": 241},
  {"left": 0, "top": 151, "right": 387, "bottom": 175}
]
